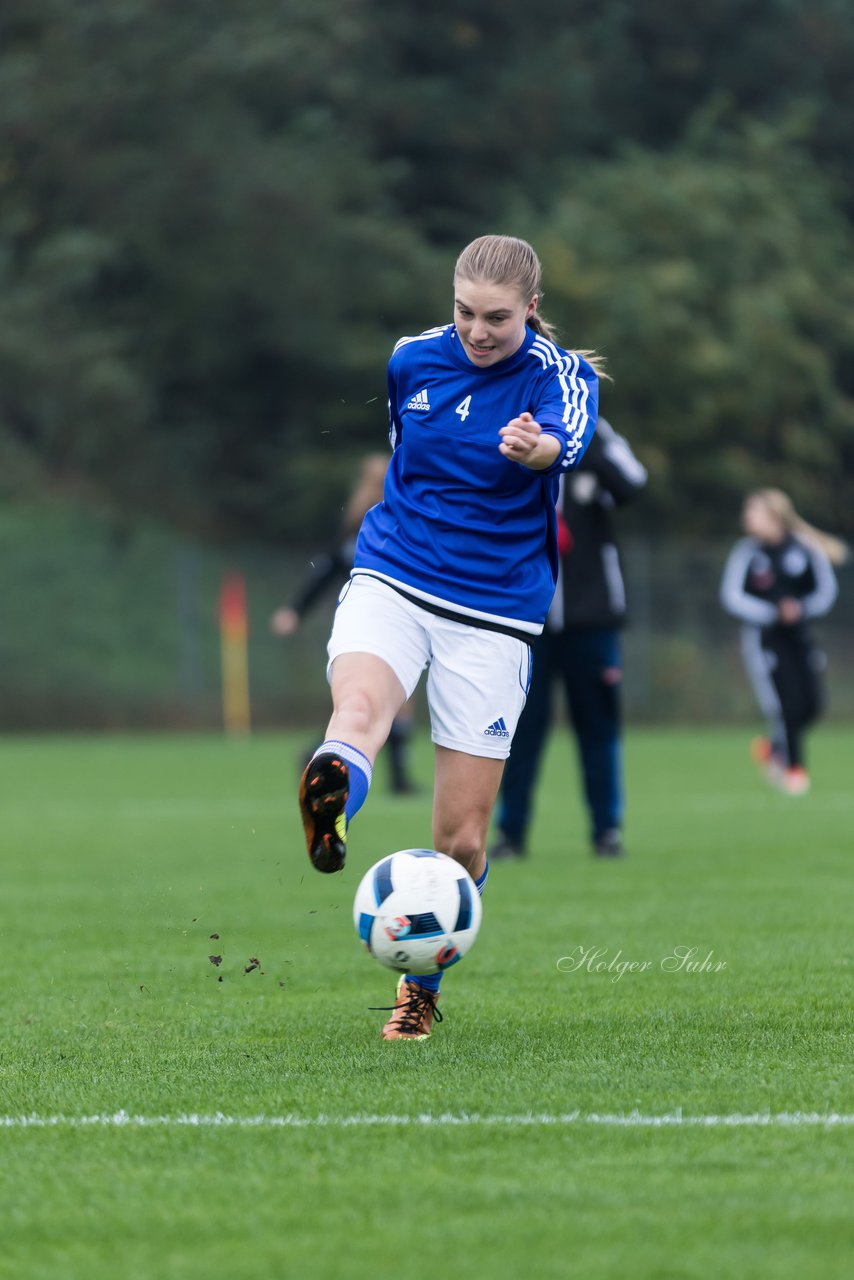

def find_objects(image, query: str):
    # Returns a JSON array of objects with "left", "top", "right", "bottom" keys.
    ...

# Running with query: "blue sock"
[
  {"left": 313, "top": 739, "right": 372, "bottom": 822},
  {"left": 412, "top": 970, "right": 442, "bottom": 993},
  {"left": 408, "top": 860, "right": 489, "bottom": 994}
]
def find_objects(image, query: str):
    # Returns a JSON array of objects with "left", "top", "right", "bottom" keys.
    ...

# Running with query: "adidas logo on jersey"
[
  {"left": 483, "top": 717, "right": 510, "bottom": 739},
  {"left": 406, "top": 388, "right": 431, "bottom": 411}
]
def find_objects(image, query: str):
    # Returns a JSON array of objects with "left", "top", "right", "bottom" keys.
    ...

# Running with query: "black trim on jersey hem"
[{"left": 351, "top": 573, "right": 537, "bottom": 644}]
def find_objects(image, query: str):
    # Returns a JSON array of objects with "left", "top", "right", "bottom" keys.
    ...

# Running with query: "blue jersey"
[{"left": 354, "top": 323, "right": 598, "bottom": 635}]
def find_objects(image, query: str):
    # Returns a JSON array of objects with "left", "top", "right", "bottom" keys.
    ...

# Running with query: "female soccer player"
[
  {"left": 299, "top": 234, "right": 600, "bottom": 1038},
  {"left": 720, "top": 488, "right": 846, "bottom": 794}
]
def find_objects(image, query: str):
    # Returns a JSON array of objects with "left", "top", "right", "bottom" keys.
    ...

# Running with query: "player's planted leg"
[{"left": 377, "top": 861, "right": 488, "bottom": 1040}]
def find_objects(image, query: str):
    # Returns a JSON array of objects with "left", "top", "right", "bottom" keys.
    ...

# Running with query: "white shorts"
[{"left": 327, "top": 574, "right": 533, "bottom": 760}]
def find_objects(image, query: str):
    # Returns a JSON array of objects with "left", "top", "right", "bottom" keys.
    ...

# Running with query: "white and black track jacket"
[{"left": 719, "top": 534, "right": 838, "bottom": 641}]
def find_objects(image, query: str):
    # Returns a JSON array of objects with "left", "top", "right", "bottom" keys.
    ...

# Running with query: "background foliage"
[{"left": 1, "top": 0, "right": 853, "bottom": 542}]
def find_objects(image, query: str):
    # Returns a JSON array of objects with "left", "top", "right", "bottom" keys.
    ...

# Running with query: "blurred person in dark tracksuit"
[
  {"left": 490, "top": 418, "right": 647, "bottom": 859},
  {"left": 271, "top": 453, "right": 418, "bottom": 795},
  {"left": 719, "top": 488, "right": 845, "bottom": 796}
]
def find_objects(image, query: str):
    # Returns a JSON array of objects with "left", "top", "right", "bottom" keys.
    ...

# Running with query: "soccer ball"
[{"left": 353, "top": 849, "right": 482, "bottom": 975}]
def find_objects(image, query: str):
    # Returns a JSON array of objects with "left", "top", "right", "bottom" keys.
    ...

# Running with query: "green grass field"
[{"left": 1, "top": 726, "right": 852, "bottom": 1279}]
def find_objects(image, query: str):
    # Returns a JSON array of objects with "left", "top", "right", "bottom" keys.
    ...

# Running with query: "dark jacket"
[
  {"left": 290, "top": 536, "right": 357, "bottom": 618},
  {"left": 548, "top": 418, "right": 647, "bottom": 630}
]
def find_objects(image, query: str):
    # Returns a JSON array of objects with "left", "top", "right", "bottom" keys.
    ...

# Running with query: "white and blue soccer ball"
[{"left": 353, "top": 849, "right": 482, "bottom": 975}]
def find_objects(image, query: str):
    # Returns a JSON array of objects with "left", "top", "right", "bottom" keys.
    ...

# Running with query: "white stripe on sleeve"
[{"left": 720, "top": 539, "right": 778, "bottom": 625}]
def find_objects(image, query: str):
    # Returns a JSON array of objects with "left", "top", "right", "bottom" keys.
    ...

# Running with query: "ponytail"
[{"left": 753, "top": 489, "right": 850, "bottom": 566}]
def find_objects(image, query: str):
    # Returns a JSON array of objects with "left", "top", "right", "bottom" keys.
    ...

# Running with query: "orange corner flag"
[{"left": 219, "top": 573, "right": 250, "bottom": 735}]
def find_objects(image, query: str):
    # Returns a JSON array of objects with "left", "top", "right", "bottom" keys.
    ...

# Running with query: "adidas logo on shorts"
[{"left": 483, "top": 717, "right": 510, "bottom": 739}]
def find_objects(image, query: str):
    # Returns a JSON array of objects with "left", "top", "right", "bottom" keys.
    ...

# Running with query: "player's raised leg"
[{"left": 299, "top": 651, "right": 406, "bottom": 872}]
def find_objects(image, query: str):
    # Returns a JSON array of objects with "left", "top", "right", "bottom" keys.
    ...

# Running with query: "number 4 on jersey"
[{"left": 455, "top": 395, "right": 472, "bottom": 423}]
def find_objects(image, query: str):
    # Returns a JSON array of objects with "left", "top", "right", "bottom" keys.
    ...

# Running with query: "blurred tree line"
[{"left": 1, "top": 0, "right": 852, "bottom": 544}]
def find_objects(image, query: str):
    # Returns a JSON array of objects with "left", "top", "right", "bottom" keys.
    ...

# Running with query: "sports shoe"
[
  {"left": 750, "top": 736, "right": 784, "bottom": 787},
  {"left": 377, "top": 977, "right": 443, "bottom": 1041},
  {"left": 298, "top": 753, "right": 349, "bottom": 873},
  {"left": 488, "top": 832, "right": 526, "bottom": 860},
  {"left": 593, "top": 828, "right": 625, "bottom": 858},
  {"left": 780, "top": 766, "right": 810, "bottom": 796}
]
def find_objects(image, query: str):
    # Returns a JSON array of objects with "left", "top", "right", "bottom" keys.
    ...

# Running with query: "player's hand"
[
  {"left": 499, "top": 412, "right": 541, "bottom": 462},
  {"left": 271, "top": 607, "right": 299, "bottom": 636},
  {"left": 499, "top": 413, "right": 560, "bottom": 469},
  {"left": 777, "top": 598, "right": 803, "bottom": 624}
]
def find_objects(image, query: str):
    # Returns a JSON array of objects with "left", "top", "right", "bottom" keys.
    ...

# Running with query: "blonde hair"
[
  {"left": 751, "top": 488, "right": 849, "bottom": 565},
  {"left": 454, "top": 234, "right": 608, "bottom": 378}
]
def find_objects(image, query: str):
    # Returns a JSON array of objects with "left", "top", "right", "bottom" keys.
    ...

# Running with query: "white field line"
[{"left": 1, "top": 1111, "right": 852, "bottom": 1130}]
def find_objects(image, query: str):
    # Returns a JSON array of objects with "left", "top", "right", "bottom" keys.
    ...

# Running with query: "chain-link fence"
[{"left": 1, "top": 505, "right": 851, "bottom": 730}]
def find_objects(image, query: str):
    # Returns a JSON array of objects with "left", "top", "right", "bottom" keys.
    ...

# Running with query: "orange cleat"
[
  {"left": 780, "top": 766, "right": 811, "bottom": 796},
  {"left": 750, "top": 737, "right": 784, "bottom": 787},
  {"left": 379, "top": 977, "right": 443, "bottom": 1041}
]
